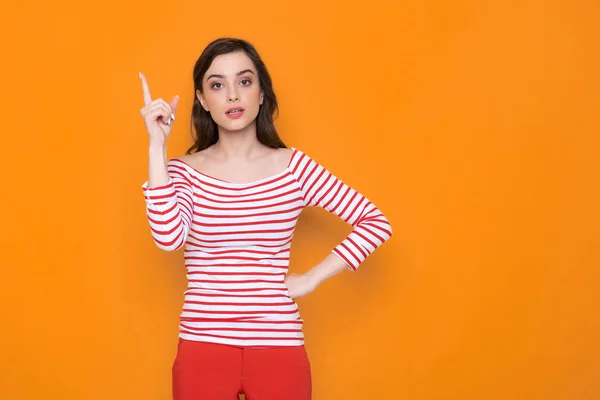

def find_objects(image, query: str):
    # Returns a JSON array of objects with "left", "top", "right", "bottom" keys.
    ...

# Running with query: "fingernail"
[{"left": 171, "top": 113, "right": 175, "bottom": 120}]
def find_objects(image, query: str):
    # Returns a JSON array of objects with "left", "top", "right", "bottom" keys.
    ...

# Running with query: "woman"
[{"left": 139, "top": 37, "right": 392, "bottom": 400}]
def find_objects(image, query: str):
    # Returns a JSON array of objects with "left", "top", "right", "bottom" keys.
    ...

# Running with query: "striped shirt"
[{"left": 141, "top": 147, "right": 392, "bottom": 347}]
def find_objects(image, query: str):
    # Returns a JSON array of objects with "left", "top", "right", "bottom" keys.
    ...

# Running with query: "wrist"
[
  {"left": 149, "top": 143, "right": 165, "bottom": 151},
  {"left": 149, "top": 144, "right": 166, "bottom": 156},
  {"left": 304, "top": 269, "right": 322, "bottom": 290},
  {"left": 303, "top": 254, "right": 349, "bottom": 290}
]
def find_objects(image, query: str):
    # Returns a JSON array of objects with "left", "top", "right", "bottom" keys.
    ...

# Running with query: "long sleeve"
[
  {"left": 141, "top": 159, "right": 195, "bottom": 251},
  {"left": 289, "top": 150, "right": 393, "bottom": 271}
]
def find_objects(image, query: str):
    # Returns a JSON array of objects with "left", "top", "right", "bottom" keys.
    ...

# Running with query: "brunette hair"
[{"left": 186, "top": 38, "right": 286, "bottom": 154}]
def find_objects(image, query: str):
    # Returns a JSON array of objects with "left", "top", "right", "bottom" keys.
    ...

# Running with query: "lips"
[
  {"left": 226, "top": 107, "right": 245, "bottom": 119},
  {"left": 226, "top": 107, "right": 244, "bottom": 114}
]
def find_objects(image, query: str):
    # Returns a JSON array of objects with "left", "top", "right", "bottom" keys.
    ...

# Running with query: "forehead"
[{"left": 205, "top": 51, "right": 256, "bottom": 79}]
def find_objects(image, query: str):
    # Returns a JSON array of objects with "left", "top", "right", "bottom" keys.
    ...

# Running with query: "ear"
[
  {"left": 259, "top": 90, "right": 264, "bottom": 105},
  {"left": 196, "top": 89, "right": 209, "bottom": 111}
]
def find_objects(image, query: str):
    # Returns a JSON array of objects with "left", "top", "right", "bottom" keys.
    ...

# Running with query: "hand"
[
  {"left": 139, "top": 72, "right": 179, "bottom": 147},
  {"left": 284, "top": 273, "right": 316, "bottom": 300}
]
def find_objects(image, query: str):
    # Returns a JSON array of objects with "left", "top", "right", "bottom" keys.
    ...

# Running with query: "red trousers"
[{"left": 172, "top": 338, "right": 312, "bottom": 400}]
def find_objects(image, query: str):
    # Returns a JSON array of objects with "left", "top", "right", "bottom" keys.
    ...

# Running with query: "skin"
[{"left": 139, "top": 50, "right": 350, "bottom": 300}]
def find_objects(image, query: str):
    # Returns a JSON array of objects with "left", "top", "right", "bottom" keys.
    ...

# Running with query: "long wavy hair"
[{"left": 186, "top": 38, "right": 287, "bottom": 154}]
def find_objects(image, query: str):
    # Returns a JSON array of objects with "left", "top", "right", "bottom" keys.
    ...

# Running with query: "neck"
[{"left": 213, "top": 120, "right": 265, "bottom": 160}]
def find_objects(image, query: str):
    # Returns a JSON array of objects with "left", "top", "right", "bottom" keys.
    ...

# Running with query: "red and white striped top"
[{"left": 141, "top": 147, "right": 392, "bottom": 347}]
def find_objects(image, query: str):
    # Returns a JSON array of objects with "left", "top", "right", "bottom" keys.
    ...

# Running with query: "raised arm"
[{"left": 138, "top": 72, "right": 193, "bottom": 251}]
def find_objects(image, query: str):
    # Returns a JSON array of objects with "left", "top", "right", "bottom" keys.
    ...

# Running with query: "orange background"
[{"left": 2, "top": 0, "right": 599, "bottom": 399}]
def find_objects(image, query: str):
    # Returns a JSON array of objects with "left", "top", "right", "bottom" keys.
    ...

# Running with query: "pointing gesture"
[{"left": 139, "top": 72, "right": 179, "bottom": 147}]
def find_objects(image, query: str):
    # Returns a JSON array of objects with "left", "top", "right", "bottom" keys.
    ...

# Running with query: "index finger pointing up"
[{"left": 139, "top": 72, "right": 152, "bottom": 106}]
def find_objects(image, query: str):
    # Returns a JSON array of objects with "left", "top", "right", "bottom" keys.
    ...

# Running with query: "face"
[{"left": 196, "top": 51, "right": 264, "bottom": 132}]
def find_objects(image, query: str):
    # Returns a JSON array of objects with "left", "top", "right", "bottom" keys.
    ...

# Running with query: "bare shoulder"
[
  {"left": 172, "top": 148, "right": 212, "bottom": 169},
  {"left": 274, "top": 147, "right": 294, "bottom": 167}
]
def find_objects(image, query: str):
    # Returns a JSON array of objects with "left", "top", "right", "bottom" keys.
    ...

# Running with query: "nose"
[{"left": 227, "top": 88, "right": 239, "bottom": 102}]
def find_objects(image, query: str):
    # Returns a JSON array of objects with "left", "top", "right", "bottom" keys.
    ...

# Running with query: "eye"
[
  {"left": 211, "top": 82, "right": 223, "bottom": 89},
  {"left": 240, "top": 79, "right": 252, "bottom": 86}
]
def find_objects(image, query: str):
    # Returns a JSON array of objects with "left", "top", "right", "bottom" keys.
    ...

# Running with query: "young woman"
[{"left": 139, "top": 37, "right": 392, "bottom": 400}]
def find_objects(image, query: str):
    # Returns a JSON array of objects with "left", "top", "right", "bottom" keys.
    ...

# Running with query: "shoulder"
[
  {"left": 285, "top": 147, "right": 332, "bottom": 186},
  {"left": 256, "top": 146, "right": 296, "bottom": 172},
  {"left": 170, "top": 148, "right": 213, "bottom": 171},
  {"left": 284, "top": 147, "right": 319, "bottom": 169},
  {"left": 274, "top": 147, "right": 295, "bottom": 167},
  {"left": 163, "top": 153, "right": 202, "bottom": 184}
]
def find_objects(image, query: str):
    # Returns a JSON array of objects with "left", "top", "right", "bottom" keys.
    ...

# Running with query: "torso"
[
  {"left": 146, "top": 146, "right": 390, "bottom": 347},
  {"left": 170, "top": 146, "right": 307, "bottom": 347},
  {"left": 175, "top": 145, "right": 293, "bottom": 184}
]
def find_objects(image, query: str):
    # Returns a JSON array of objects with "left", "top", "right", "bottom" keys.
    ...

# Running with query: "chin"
[
  {"left": 215, "top": 112, "right": 259, "bottom": 132},
  {"left": 214, "top": 119, "right": 250, "bottom": 133}
]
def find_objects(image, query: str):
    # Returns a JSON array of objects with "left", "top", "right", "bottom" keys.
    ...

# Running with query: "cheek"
[
  {"left": 203, "top": 92, "right": 219, "bottom": 109},
  {"left": 250, "top": 89, "right": 263, "bottom": 106}
]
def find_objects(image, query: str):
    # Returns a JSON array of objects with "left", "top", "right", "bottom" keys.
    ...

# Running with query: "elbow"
[
  {"left": 383, "top": 217, "right": 393, "bottom": 242},
  {"left": 373, "top": 212, "right": 393, "bottom": 242},
  {"left": 154, "top": 240, "right": 184, "bottom": 252},
  {"left": 150, "top": 226, "right": 188, "bottom": 252}
]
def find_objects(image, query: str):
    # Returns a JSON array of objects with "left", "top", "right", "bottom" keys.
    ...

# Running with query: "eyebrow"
[{"left": 206, "top": 69, "right": 255, "bottom": 81}]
